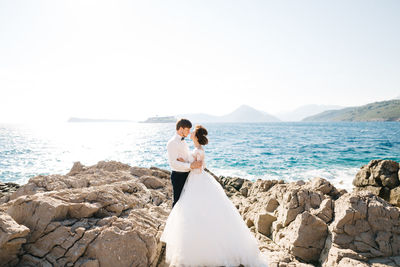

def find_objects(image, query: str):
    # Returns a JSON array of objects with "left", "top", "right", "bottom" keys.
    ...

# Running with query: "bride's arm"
[
  {"left": 193, "top": 150, "right": 204, "bottom": 164},
  {"left": 188, "top": 152, "right": 195, "bottom": 164},
  {"left": 177, "top": 150, "right": 197, "bottom": 163},
  {"left": 177, "top": 153, "right": 202, "bottom": 168},
  {"left": 181, "top": 150, "right": 200, "bottom": 162}
]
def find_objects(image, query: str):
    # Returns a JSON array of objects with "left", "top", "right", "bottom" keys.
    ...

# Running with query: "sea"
[{"left": 1, "top": 122, "right": 400, "bottom": 191}]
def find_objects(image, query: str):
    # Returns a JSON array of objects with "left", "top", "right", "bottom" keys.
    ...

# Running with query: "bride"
[{"left": 160, "top": 125, "right": 268, "bottom": 267}]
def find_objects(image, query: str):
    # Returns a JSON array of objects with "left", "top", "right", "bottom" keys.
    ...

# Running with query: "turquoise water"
[{"left": 1, "top": 122, "right": 400, "bottom": 190}]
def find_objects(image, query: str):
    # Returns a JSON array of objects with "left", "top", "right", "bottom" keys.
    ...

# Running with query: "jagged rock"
[
  {"left": 238, "top": 178, "right": 337, "bottom": 262},
  {"left": 353, "top": 159, "right": 400, "bottom": 189},
  {"left": 254, "top": 231, "right": 314, "bottom": 267},
  {"left": 0, "top": 161, "right": 171, "bottom": 266},
  {"left": 2, "top": 160, "right": 400, "bottom": 267},
  {"left": 130, "top": 166, "right": 169, "bottom": 179},
  {"left": 10, "top": 161, "right": 140, "bottom": 201},
  {"left": 0, "top": 182, "right": 21, "bottom": 205},
  {"left": 96, "top": 160, "right": 131, "bottom": 172},
  {"left": 139, "top": 175, "right": 165, "bottom": 189},
  {"left": 389, "top": 187, "right": 400, "bottom": 207},
  {"left": 222, "top": 177, "right": 245, "bottom": 191},
  {"left": 321, "top": 191, "right": 400, "bottom": 266},
  {"left": 218, "top": 176, "right": 254, "bottom": 198},
  {"left": 1, "top": 161, "right": 300, "bottom": 266},
  {"left": 265, "top": 198, "right": 280, "bottom": 213},
  {"left": 0, "top": 211, "right": 30, "bottom": 266},
  {"left": 0, "top": 182, "right": 20, "bottom": 193},
  {"left": 275, "top": 212, "right": 328, "bottom": 262},
  {"left": 369, "top": 256, "right": 400, "bottom": 266},
  {"left": 239, "top": 180, "right": 253, "bottom": 197},
  {"left": 68, "top": 161, "right": 85, "bottom": 176},
  {"left": 311, "top": 198, "right": 334, "bottom": 223},
  {"left": 248, "top": 179, "right": 283, "bottom": 196},
  {"left": 255, "top": 212, "right": 277, "bottom": 236},
  {"left": 353, "top": 159, "right": 400, "bottom": 207},
  {"left": 150, "top": 167, "right": 171, "bottom": 181},
  {"left": 239, "top": 176, "right": 400, "bottom": 265},
  {"left": 308, "top": 177, "right": 343, "bottom": 199},
  {"left": 84, "top": 218, "right": 160, "bottom": 267},
  {"left": 354, "top": 185, "right": 382, "bottom": 196}
]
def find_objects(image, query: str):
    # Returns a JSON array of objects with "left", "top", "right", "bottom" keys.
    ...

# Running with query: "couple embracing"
[{"left": 160, "top": 119, "right": 268, "bottom": 267}]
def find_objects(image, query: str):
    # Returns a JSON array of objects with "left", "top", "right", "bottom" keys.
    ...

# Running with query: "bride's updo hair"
[{"left": 194, "top": 125, "right": 208, "bottom": 145}]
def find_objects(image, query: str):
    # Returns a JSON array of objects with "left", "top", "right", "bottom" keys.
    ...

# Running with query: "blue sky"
[{"left": 1, "top": 0, "right": 399, "bottom": 122}]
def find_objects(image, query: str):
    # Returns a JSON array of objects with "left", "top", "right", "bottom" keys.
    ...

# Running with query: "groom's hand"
[{"left": 190, "top": 160, "right": 202, "bottom": 169}]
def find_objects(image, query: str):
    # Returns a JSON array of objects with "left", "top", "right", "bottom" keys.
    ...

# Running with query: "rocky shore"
[{"left": 0, "top": 159, "right": 400, "bottom": 267}]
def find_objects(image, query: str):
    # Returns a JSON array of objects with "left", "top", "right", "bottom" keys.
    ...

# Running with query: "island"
[{"left": 67, "top": 117, "right": 133, "bottom": 123}]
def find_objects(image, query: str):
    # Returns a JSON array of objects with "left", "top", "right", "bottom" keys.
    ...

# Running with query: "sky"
[{"left": 1, "top": 0, "right": 399, "bottom": 123}]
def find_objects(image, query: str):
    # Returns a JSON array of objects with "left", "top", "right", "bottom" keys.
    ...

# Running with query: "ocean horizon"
[{"left": 1, "top": 121, "right": 400, "bottom": 191}]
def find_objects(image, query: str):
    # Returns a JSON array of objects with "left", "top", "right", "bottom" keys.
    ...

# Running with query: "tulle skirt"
[{"left": 160, "top": 170, "right": 268, "bottom": 267}]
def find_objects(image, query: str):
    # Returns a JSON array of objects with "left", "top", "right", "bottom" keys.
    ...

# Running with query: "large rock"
[
  {"left": 2, "top": 160, "right": 400, "bottom": 267},
  {"left": 0, "top": 211, "right": 30, "bottom": 266},
  {"left": 0, "top": 161, "right": 172, "bottom": 267},
  {"left": 353, "top": 159, "right": 400, "bottom": 207},
  {"left": 238, "top": 175, "right": 400, "bottom": 266},
  {"left": 67, "top": 161, "right": 85, "bottom": 176},
  {"left": 353, "top": 185, "right": 382, "bottom": 196},
  {"left": 254, "top": 212, "right": 277, "bottom": 236},
  {"left": 0, "top": 182, "right": 20, "bottom": 204},
  {"left": 320, "top": 191, "right": 400, "bottom": 266},
  {"left": 130, "top": 166, "right": 170, "bottom": 180},
  {"left": 390, "top": 187, "right": 400, "bottom": 207},
  {"left": 238, "top": 178, "right": 341, "bottom": 262},
  {"left": 275, "top": 212, "right": 328, "bottom": 262},
  {"left": 0, "top": 161, "right": 320, "bottom": 267},
  {"left": 353, "top": 159, "right": 400, "bottom": 189},
  {"left": 139, "top": 175, "right": 165, "bottom": 190},
  {"left": 219, "top": 176, "right": 254, "bottom": 197}
]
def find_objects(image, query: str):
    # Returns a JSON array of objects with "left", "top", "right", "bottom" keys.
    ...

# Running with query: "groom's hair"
[{"left": 176, "top": 119, "right": 192, "bottom": 130}]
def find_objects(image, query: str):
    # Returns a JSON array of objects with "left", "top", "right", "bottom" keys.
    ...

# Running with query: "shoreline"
[
  {"left": 1, "top": 163, "right": 361, "bottom": 192},
  {"left": 0, "top": 159, "right": 399, "bottom": 266}
]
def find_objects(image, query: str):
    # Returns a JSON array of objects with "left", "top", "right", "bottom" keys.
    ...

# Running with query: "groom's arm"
[{"left": 167, "top": 142, "right": 191, "bottom": 172}]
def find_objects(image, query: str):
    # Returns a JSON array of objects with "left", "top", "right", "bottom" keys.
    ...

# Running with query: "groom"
[{"left": 167, "top": 118, "right": 202, "bottom": 208}]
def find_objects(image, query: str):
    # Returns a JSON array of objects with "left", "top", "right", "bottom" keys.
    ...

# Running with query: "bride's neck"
[{"left": 193, "top": 140, "right": 202, "bottom": 149}]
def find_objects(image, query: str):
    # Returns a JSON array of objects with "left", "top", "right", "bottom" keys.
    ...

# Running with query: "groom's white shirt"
[{"left": 167, "top": 133, "right": 194, "bottom": 172}]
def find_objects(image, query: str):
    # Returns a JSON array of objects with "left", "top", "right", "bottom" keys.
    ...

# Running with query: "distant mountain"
[
  {"left": 302, "top": 100, "right": 400, "bottom": 122},
  {"left": 68, "top": 117, "right": 133, "bottom": 123},
  {"left": 141, "top": 116, "right": 176, "bottom": 123},
  {"left": 395, "top": 95, "right": 400, "bottom": 100},
  {"left": 220, "top": 105, "right": 280, "bottom": 122},
  {"left": 275, "top": 104, "right": 344, "bottom": 121},
  {"left": 179, "top": 105, "right": 280, "bottom": 123}
]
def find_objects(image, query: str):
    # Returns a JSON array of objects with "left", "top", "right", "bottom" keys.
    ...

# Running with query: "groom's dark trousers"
[{"left": 170, "top": 171, "right": 190, "bottom": 208}]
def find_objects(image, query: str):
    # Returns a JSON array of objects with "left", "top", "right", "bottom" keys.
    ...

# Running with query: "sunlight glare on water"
[{"left": 1, "top": 122, "right": 400, "bottom": 192}]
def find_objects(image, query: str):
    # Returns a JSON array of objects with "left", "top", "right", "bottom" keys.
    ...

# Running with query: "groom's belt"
[{"left": 171, "top": 170, "right": 190, "bottom": 174}]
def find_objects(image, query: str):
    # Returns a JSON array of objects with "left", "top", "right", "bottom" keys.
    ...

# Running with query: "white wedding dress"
[{"left": 160, "top": 147, "right": 268, "bottom": 267}]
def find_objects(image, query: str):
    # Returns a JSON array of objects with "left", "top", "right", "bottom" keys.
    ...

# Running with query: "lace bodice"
[{"left": 191, "top": 147, "right": 205, "bottom": 174}]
